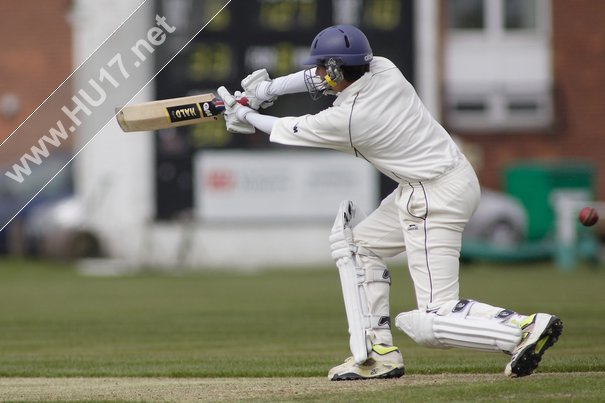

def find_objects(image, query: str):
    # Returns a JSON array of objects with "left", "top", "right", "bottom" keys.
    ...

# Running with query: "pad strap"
[
  {"left": 355, "top": 266, "right": 391, "bottom": 285},
  {"left": 353, "top": 245, "right": 379, "bottom": 258}
]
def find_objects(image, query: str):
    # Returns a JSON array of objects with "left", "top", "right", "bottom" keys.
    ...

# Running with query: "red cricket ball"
[{"left": 578, "top": 206, "right": 599, "bottom": 227}]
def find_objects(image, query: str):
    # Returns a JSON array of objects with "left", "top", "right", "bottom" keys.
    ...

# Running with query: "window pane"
[
  {"left": 455, "top": 100, "right": 487, "bottom": 112},
  {"left": 505, "top": 0, "right": 537, "bottom": 30},
  {"left": 448, "top": 0, "right": 484, "bottom": 30},
  {"left": 508, "top": 101, "right": 539, "bottom": 112}
]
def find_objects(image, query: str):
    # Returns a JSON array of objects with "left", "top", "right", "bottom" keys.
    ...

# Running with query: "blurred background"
[{"left": 0, "top": 0, "right": 603, "bottom": 272}]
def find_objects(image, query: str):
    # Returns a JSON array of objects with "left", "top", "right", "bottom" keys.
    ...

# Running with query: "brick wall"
[
  {"left": 456, "top": 0, "right": 605, "bottom": 200},
  {"left": 551, "top": 0, "right": 605, "bottom": 198},
  {"left": 0, "top": 0, "right": 72, "bottom": 146}
]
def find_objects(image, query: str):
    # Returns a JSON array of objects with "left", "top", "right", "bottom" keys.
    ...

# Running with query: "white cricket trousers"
[{"left": 353, "top": 157, "right": 481, "bottom": 311}]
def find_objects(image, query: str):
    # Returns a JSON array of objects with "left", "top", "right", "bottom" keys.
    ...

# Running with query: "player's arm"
[
  {"left": 263, "top": 69, "right": 311, "bottom": 95},
  {"left": 241, "top": 68, "right": 314, "bottom": 110},
  {"left": 218, "top": 86, "right": 349, "bottom": 149},
  {"left": 245, "top": 112, "right": 277, "bottom": 134}
]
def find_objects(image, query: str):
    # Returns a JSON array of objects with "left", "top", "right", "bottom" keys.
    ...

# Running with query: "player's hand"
[
  {"left": 217, "top": 86, "right": 257, "bottom": 134},
  {"left": 241, "top": 69, "right": 277, "bottom": 110}
]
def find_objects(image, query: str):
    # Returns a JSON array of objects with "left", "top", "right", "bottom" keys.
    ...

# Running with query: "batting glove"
[
  {"left": 217, "top": 86, "right": 257, "bottom": 134},
  {"left": 241, "top": 69, "right": 277, "bottom": 110}
]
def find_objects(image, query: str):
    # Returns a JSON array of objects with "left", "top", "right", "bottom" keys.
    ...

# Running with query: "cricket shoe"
[
  {"left": 328, "top": 344, "right": 404, "bottom": 381},
  {"left": 505, "top": 313, "right": 563, "bottom": 377}
]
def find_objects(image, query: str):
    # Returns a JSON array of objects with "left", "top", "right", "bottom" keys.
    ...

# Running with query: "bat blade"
[{"left": 116, "top": 93, "right": 226, "bottom": 132}]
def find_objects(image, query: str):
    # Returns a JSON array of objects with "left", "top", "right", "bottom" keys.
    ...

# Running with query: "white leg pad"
[
  {"left": 335, "top": 254, "right": 391, "bottom": 364},
  {"left": 331, "top": 201, "right": 391, "bottom": 364},
  {"left": 433, "top": 315, "right": 521, "bottom": 353},
  {"left": 335, "top": 256, "right": 368, "bottom": 364},
  {"left": 395, "top": 310, "right": 444, "bottom": 349},
  {"left": 396, "top": 308, "right": 522, "bottom": 353}
]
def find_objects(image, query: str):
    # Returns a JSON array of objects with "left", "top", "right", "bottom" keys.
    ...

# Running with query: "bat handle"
[{"left": 213, "top": 96, "right": 249, "bottom": 111}]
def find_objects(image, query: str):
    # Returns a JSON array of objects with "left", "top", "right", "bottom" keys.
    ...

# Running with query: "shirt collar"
[{"left": 333, "top": 72, "right": 371, "bottom": 105}]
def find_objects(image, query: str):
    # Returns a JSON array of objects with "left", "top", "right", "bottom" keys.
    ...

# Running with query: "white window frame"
[{"left": 444, "top": 0, "right": 553, "bottom": 132}]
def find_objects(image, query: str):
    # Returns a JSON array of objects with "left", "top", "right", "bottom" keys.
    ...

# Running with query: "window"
[
  {"left": 504, "top": 0, "right": 537, "bottom": 30},
  {"left": 448, "top": 0, "right": 484, "bottom": 29},
  {"left": 444, "top": 0, "right": 552, "bottom": 132}
]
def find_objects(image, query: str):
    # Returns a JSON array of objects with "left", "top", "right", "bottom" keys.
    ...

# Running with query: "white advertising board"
[{"left": 194, "top": 150, "right": 379, "bottom": 222}]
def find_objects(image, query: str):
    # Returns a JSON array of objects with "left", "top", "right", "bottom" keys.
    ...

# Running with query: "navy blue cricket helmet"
[{"left": 303, "top": 25, "right": 373, "bottom": 66}]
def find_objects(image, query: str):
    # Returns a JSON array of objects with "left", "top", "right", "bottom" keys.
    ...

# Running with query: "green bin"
[{"left": 504, "top": 160, "right": 595, "bottom": 241}]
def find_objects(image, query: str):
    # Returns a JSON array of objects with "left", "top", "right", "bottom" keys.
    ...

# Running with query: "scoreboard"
[{"left": 154, "top": 0, "right": 414, "bottom": 219}]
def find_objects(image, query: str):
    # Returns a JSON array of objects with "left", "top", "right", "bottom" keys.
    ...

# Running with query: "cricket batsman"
[{"left": 216, "top": 25, "right": 562, "bottom": 380}]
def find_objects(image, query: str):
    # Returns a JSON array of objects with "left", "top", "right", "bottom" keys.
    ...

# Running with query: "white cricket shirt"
[{"left": 270, "top": 57, "right": 463, "bottom": 183}]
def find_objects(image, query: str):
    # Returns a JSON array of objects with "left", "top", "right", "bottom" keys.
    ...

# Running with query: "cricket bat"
[{"left": 116, "top": 93, "right": 246, "bottom": 132}]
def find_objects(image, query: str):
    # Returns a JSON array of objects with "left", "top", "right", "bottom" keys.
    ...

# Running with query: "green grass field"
[{"left": 0, "top": 258, "right": 604, "bottom": 401}]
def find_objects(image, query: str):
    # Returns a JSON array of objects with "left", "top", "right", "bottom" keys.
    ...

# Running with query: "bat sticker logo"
[
  {"left": 165, "top": 103, "right": 202, "bottom": 122},
  {"left": 201, "top": 101, "right": 222, "bottom": 117}
]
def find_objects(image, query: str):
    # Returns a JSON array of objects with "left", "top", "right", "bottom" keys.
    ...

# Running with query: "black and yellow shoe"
[
  {"left": 505, "top": 313, "right": 563, "bottom": 377},
  {"left": 328, "top": 344, "right": 405, "bottom": 381}
]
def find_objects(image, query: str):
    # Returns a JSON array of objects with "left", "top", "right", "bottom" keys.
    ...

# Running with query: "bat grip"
[{"left": 214, "top": 96, "right": 249, "bottom": 111}]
